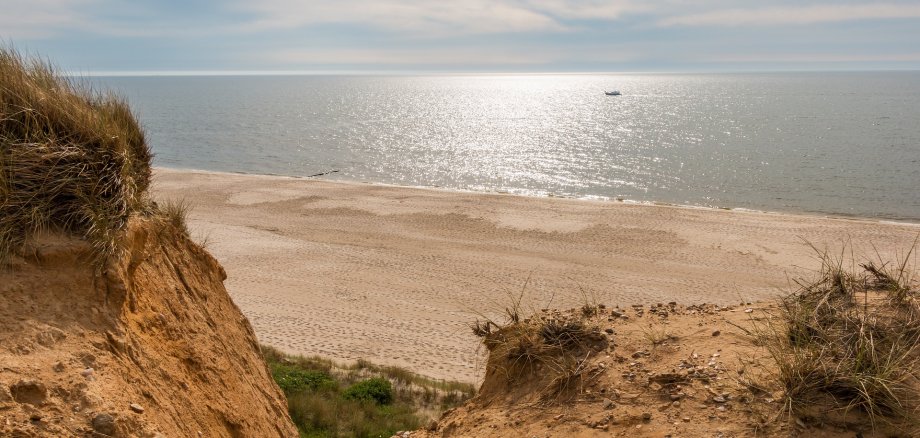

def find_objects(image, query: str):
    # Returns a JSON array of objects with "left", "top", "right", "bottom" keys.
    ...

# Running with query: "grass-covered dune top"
[{"left": 0, "top": 48, "right": 151, "bottom": 264}]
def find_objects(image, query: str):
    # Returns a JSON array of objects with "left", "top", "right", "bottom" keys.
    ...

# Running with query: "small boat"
[{"left": 605, "top": 90, "right": 621, "bottom": 96}]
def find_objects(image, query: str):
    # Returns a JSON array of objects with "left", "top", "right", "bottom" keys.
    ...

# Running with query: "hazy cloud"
[
  {"left": 236, "top": 1, "right": 570, "bottom": 35},
  {"left": 660, "top": 3, "right": 920, "bottom": 27},
  {"left": 0, "top": 0, "right": 94, "bottom": 38}
]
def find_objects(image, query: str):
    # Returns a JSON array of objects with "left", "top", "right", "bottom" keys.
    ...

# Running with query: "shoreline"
[
  {"left": 152, "top": 167, "right": 920, "bottom": 383},
  {"left": 156, "top": 166, "right": 920, "bottom": 227}
]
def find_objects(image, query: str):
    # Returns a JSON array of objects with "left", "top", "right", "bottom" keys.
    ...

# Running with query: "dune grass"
[
  {"left": 0, "top": 47, "right": 152, "bottom": 266},
  {"left": 470, "top": 302, "right": 608, "bottom": 404},
  {"left": 757, "top": 243, "right": 920, "bottom": 430},
  {"left": 261, "top": 345, "right": 475, "bottom": 437}
]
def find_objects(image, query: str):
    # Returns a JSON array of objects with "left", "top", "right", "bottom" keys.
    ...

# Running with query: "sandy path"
[{"left": 152, "top": 168, "right": 919, "bottom": 382}]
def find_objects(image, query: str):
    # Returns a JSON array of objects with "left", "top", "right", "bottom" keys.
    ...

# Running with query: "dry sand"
[{"left": 152, "top": 168, "right": 919, "bottom": 383}]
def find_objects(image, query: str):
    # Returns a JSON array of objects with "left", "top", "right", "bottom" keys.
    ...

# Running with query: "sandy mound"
[
  {"left": 412, "top": 301, "right": 902, "bottom": 438},
  {"left": 0, "top": 219, "right": 297, "bottom": 437}
]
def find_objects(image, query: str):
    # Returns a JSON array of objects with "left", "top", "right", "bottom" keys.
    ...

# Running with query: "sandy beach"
[{"left": 153, "top": 168, "right": 919, "bottom": 383}]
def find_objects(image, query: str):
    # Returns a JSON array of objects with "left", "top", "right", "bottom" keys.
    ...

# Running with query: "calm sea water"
[{"left": 96, "top": 73, "right": 920, "bottom": 221}]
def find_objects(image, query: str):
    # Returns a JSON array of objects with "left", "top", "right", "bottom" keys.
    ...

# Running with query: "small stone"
[
  {"left": 672, "top": 401, "right": 680, "bottom": 408},
  {"left": 603, "top": 398, "right": 616, "bottom": 409},
  {"left": 713, "top": 396, "right": 726, "bottom": 403},
  {"left": 641, "top": 412, "right": 652, "bottom": 421},
  {"left": 554, "top": 414, "right": 564, "bottom": 421},
  {"left": 605, "top": 328, "right": 614, "bottom": 334},
  {"left": 92, "top": 413, "right": 116, "bottom": 435},
  {"left": 744, "top": 308, "right": 754, "bottom": 313},
  {"left": 427, "top": 420, "right": 438, "bottom": 431},
  {"left": 683, "top": 416, "right": 691, "bottom": 422},
  {"left": 53, "top": 362, "right": 66, "bottom": 372},
  {"left": 29, "top": 413, "right": 43, "bottom": 422},
  {"left": 711, "top": 330, "right": 721, "bottom": 337},
  {"left": 81, "top": 368, "right": 95, "bottom": 381},
  {"left": 130, "top": 403, "right": 145, "bottom": 413}
]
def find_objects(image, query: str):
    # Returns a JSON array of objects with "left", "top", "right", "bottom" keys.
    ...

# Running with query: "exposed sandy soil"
[
  {"left": 410, "top": 302, "right": 907, "bottom": 438},
  {"left": 0, "top": 219, "right": 297, "bottom": 437},
  {"left": 153, "top": 168, "right": 920, "bottom": 383}
]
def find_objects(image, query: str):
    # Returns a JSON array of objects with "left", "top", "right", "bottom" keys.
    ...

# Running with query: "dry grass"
[
  {"left": 757, "top": 243, "right": 920, "bottom": 431},
  {"left": 472, "top": 305, "right": 607, "bottom": 404},
  {"left": 641, "top": 323, "right": 678, "bottom": 346},
  {"left": 161, "top": 199, "right": 191, "bottom": 237},
  {"left": 1, "top": 47, "right": 152, "bottom": 266}
]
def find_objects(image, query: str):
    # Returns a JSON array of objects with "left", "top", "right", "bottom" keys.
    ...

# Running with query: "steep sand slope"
[{"left": 0, "top": 219, "right": 297, "bottom": 437}]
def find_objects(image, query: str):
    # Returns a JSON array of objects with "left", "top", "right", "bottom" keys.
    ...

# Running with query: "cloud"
[
  {"left": 659, "top": 3, "right": 920, "bottom": 27},
  {"left": 522, "top": 0, "right": 643, "bottom": 20},
  {"left": 235, "top": 0, "right": 647, "bottom": 36},
  {"left": 709, "top": 52, "right": 920, "bottom": 63},
  {"left": 0, "top": 0, "right": 94, "bottom": 38},
  {"left": 239, "top": 1, "right": 560, "bottom": 35}
]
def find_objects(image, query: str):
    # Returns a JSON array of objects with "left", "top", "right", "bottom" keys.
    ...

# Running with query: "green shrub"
[
  {"left": 271, "top": 364, "right": 337, "bottom": 395},
  {"left": 343, "top": 378, "right": 393, "bottom": 405}
]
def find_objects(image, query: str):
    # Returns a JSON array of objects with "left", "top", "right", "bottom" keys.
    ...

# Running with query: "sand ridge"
[{"left": 153, "top": 168, "right": 919, "bottom": 383}]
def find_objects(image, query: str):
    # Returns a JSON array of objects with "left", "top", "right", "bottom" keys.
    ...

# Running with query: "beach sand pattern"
[{"left": 154, "top": 168, "right": 919, "bottom": 382}]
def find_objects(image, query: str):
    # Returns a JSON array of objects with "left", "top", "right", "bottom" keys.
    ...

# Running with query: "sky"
[{"left": 3, "top": 0, "right": 920, "bottom": 74}]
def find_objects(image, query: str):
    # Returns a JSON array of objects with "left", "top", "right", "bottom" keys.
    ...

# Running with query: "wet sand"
[{"left": 153, "top": 168, "right": 919, "bottom": 382}]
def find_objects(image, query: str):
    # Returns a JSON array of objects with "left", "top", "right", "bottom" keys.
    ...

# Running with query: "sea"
[{"left": 94, "top": 72, "right": 920, "bottom": 222}]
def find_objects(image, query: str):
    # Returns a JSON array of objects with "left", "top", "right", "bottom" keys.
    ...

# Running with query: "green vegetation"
[
  {"left": 0, "top": 47, "right": 154, "bottom": 266},
  {"left": 343, "top": 378, "right": 393, "bottom": 405},
  {"left": 272, "top": 364, "right": 337, "bottom": 394},
  {"left": 262, "top": 346, "right": 475, "bottom": 438},
  {"left": 756, "top": 243, "right": 920, "bottom": 431}
]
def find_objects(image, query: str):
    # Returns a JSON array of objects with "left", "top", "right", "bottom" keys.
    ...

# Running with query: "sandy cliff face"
[{"left": 0, "top": 219, "right": 297, "bottom": 437}]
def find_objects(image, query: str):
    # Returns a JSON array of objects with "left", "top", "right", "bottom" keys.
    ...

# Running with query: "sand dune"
[{"left": 153, "top": 168, "right": 919, "bottom": 382}]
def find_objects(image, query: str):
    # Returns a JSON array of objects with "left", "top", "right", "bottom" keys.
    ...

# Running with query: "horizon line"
[{"left": 69, "top": 67, "right": 920, "bottom": 77}]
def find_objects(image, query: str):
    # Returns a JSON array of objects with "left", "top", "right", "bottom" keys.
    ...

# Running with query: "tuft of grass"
[
  {"left": 161, "top": 199, "right": 191, "bottom": 237},
  {"left": 261, "top": 345, "right": 474, "bottom": 437},
  {"left": 1, "top": 47, "right": 153, "bottom": 266},
  {"left": 641, "top": 323, "right": 677, "bottom": 346},
  {"left": 472, "top": 305, "right": 607, "bottom": 404},
  {"left": 756, "top": 243, "right": 920, "bottom": 431}
]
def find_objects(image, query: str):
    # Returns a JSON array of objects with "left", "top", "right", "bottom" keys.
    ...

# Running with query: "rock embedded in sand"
[
  {"left": 130, "top": 403, "right": 145, "bottom": 413},
  {"left": 92, "top": 413, "right": 116, "bottom": 435}
]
